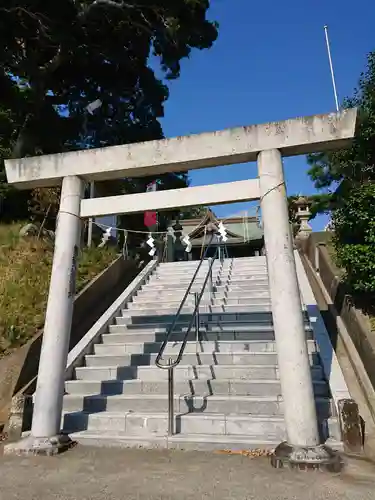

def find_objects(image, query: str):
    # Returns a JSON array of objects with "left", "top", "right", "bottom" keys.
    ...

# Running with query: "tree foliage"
[
  {"left": 176, "top": 205, "right": 209, "bottom": 220},
  {"left": 333, "top": 182, "right": 375, "bottom": 293},
  {"left": 307, "top": 51, "right": 375, "bottom": 295},
  {"left": 0, "top": 0, "right": 218, "bottom": 225}
]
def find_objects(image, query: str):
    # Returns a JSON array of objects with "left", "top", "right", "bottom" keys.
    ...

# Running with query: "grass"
[{"left": 0, "top": 222, "right": 118, "bottom": 356}]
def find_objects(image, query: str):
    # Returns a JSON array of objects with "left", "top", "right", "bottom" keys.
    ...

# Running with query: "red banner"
[{"left": 144, "top": 211, "right": 157, "bottom": 227}]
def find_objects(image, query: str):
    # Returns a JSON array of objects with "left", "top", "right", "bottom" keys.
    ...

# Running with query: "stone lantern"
[{"left": 295, "top": 196, "right": 312, "bottom": 239}]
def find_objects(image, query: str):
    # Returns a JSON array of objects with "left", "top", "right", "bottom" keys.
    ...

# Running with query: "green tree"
[
  {"left": 177, "top": 205, "right": 209, "bottom": 220},
  {"left": 0, "top": 104, "right": 30, "bottom": 219},
  {"left": 0, "top": 0, "right": 218, "bottom": 222},
  {"left": 307, "top": 51, "right": 375, "bottom": 296}
]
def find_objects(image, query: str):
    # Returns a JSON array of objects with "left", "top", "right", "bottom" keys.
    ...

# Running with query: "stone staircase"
[{"left": 62, "top": 256, "right": 341, "bottom": 450}]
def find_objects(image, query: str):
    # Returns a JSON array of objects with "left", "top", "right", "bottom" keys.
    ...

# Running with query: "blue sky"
[{"left": 159, "top": 0, "right": 374, "bottom": 230}]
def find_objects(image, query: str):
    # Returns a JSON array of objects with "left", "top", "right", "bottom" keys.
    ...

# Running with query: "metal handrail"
[
  {"left": 155, "top": 234, "right": 215, "bottom": 369},
  {"left": 155, "top": 235, "right": 223, "bottom": 435}
]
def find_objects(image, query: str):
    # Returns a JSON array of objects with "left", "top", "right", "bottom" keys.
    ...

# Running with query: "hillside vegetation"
[
  {"left": 0, "top": 223, "right": 117, "bottom": 357},
  {"left": 324, "top": 237, "right": 375, "bottom": 333}
]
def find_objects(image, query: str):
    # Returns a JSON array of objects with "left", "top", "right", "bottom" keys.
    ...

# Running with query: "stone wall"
[{"left": 299, "top": 234, "right": 375, "bottom": 404}]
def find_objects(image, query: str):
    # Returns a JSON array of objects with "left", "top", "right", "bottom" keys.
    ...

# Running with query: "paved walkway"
[{"left": 0, "top": 447, "right": 375, "bottom": 500}]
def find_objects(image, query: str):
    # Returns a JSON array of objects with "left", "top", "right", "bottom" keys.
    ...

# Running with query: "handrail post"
[
  {"left": 168, "top": 358, "right": 174, "bottom": 436},
  {"left": 208, "top": 257, "right": 213, "bottom": 295},
  {"left": 220, "top": 244, "right": 224, "bottom": 263},
  {"left": 194, "top": 292, "right": 200, "bottom": 353},
  {"left": 155, "top": 236, "right": 219, "bottom": 439}
]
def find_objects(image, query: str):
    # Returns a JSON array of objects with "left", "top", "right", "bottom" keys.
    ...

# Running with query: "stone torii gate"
[{"left": 4, "top": 109, "right": 357, "bottom": 467}]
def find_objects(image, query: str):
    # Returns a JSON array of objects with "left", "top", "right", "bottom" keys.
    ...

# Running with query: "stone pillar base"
[
  {"left": 270, "top": 442, "right": 343, "bottom": 472},
  {"left": 3, "top": 434, "right": 74, "bottom": 457}
]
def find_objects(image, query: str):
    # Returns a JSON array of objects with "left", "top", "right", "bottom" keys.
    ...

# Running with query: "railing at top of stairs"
[{"left": 155, "top": 235, "right": 224, "bottom": 436}]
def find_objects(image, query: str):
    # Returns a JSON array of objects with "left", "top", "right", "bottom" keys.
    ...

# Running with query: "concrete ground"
[{"left": 1, "top": 447, "right": 375, "bottom": 500}]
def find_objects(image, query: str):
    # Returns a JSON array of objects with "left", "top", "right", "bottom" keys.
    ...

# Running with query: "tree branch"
[
  {"left": 38, "top": 46, "right": 62, "bottom": 74},
  {"left": 78, "top": 1, "right": 166, "bottom": 20},
  {"left": 92, "top": 0, "right": 130, "bottom": 7},
  {"left": 78, "top": 0, "right": 135, "bottom": 16},
  {"left": 0, "top": 7, "right": 52, "bottom": 39}
]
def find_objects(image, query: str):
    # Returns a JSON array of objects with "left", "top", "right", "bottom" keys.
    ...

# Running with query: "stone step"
[
  {"left": 120, "top": 311, "right": 306, "bottom": 325},
  {"left": 83, "top": 352, "right": 321, "bottom": 368},
  {"left": 154, "top": 269, "right": 225, "bottom": 276},
  {"left": 124, "top": 304, "right": 273, "bottom": 314},
  {"left": 120, "top": 306, "right": 274, "bottom": 321},
  {"left": 109, "top": 322, "right": 291, "bottom": 333},
  {"left": 64, "top": 429, "right": 343, "bottom": 453},
  {"left": 140, "top": 286, "right": 270, "bottom": 294},
  {"left": 150, "top": 274, "right": 269, "bottom": 285},
  {"left": 103, "top": 323, "right": 315, "bottom": 343},
  {"left": 155, "top": 266, "right": 267, "bottom": 272},
  {"left": 156, "top": 270, "right": 268, "bottom": 279},
  {"left": 106, "top": 323, "right": 283, "bottom": 336},
  {"left": 145, "top": 280, "right": 270, "bottom": 291},
  {"left": 137, "top": 284, "right": 271, "bottom": 296},
  {"left": 150, "top": 271, "right": 228, "bottom": 280},
  {"left": 158, "top": 263, "right": 266, "bottom": 270},
  {"left": 74, "top": 364, "right": 324, "bottom": 382},
  {"left": 142, "top": 287, "right": 270, "bottom": 295},
  {"left": 159, "top": 260, "right": 265, "bottom": 269},
  {"left": 133, "top": 290, "right": 271, "bottom": 301},
  {"left": 159, "top": 260, "right": 265, "bottom": 267},
  {"left": 102, "top": 329, "right": 314, "bottom": 343},
  {"left": 60, "top": 430, "right": 281, "bottom": 451},
  {"left": 141, "top": 284, "right": 270, "bottom": 294},
  {"left": 65, "top": 378, "right": 328, "bottom": 397},
  {"left": 94, "top": 339, "right": 318, "bottom": 355},
  {"left": 62, "top": 412, "right": 339, "bottom": 441},
  {"left": 134, "top": 289, "right": 271, "bottom": 298},
  {"left": 127, "top": 297, "right": 272, "bottom": 309},
  {"left": 153, "top": 264, "right": 226, "bottom": 270},
  {"left": 117, "top": 310, "right": 308, "bottom": 327},
  {"left": 115, "top": 312, "right": 280, "bottom": 327},
  {"left": 63, "top": 393, "right": 333, "bottom": 416},
  {"left": 149, "top": 274, "right": 270, "bottom": 282},
  {"left": 153, "top": 264, "right": 229, "bottom": 272},
  {"left": 158, "top": 261, "right": 225, "bottom": 268},
  {"left": 150, "top": 269, "right": 266, "bottom": 276},
  {"left": 157, "top": 264, "right": 265, "bottom": 270}
]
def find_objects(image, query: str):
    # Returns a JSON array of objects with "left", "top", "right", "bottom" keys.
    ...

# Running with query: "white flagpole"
[
  {"left": 87, "top": 181, "right": 95, "bottom": 247},
  {"left": 324, "top": 25, "right": 339, "bottom": 112}
]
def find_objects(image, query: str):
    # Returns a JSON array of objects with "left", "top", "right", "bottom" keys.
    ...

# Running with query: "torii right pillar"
[{"left": 258, "top": 149, "right": 340, "bottom": 471}]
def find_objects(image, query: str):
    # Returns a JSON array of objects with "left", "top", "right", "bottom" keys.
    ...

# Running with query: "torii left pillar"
[{"left": 5, "top": 175, "right": 84, "bottom": 455}]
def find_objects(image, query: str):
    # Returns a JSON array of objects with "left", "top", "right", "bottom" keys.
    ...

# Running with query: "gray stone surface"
[
  {"left": 59, "top": 257, "right": 342, "bottom": 450},
  {"left": 5, "top": 109, "right": 357, "bottom": 189},
  {"left": 0, "top": 446, "right": 374, "bottom": 500}
]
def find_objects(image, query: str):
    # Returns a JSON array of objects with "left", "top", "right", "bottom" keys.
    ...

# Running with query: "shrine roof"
[{"left": 179, "top": 209, "right": 263, "bottom": 242}]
